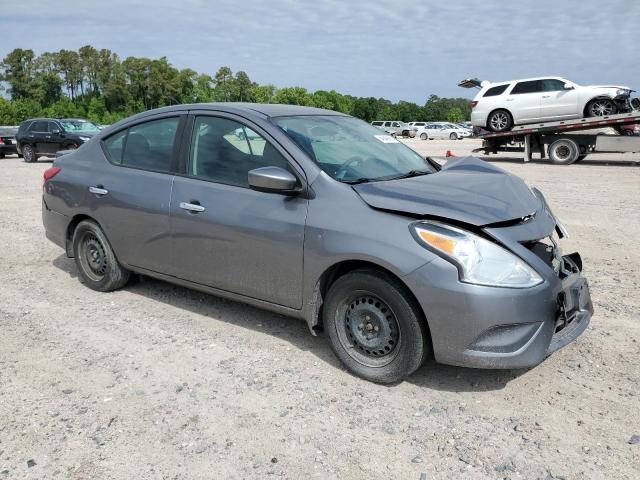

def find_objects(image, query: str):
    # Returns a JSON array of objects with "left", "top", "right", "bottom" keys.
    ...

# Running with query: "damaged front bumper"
[{"left": 403, "top": 201, "right": 593, "bottom": 370}]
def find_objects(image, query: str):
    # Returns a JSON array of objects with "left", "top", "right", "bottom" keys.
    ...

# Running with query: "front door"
[
  {"left": 539, "top": 79, "right": 580, "bottom": 120},
  {"left": 170, "top": 114, "right": 307, "bottom": 308}
]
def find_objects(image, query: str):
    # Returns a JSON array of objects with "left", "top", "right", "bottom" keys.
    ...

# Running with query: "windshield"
[
  {"left": 273, "top": 115, "right": 435, "bottom": 182},
  {"left": 60, "top": 120, "right": 100, "bottom": 134}
]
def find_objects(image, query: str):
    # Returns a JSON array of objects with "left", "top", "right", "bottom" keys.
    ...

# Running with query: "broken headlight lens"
[{"left": 411, "top": 221, "right": 543, "bottom": 288}]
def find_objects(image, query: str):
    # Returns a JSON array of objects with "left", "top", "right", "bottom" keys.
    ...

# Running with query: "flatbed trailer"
[{"left": 474, "top": 111, "right": 640, "bottom": 165}]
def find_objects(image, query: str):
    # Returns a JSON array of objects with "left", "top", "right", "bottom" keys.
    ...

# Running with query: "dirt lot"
[{"left": 1, "top": 140, "right": 639, "bottom": 479}]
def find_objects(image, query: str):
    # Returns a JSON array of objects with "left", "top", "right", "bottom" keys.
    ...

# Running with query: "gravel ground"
[{"left": 1, "top": 141, "right": 639, "bottom": 479}]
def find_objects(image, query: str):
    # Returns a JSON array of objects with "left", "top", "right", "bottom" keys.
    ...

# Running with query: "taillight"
[
  {"left": 470, "top": 101, "right": 478, "bottom": 109},
  {"left": 0, "top": 138, "right": 4, "bottom": 144},
  {"left": 43, "top": 167, "right": 61, "bottom": 187}
]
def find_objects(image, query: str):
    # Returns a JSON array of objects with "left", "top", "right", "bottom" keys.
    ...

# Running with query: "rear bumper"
[
  {"left": 42, "top": 197, "right": 69, "bottom": 251},
  {"left": 405, "top": 253, "right": 593, "bottom": 369},
  {"left": 0, "top": 144, "right": 18, "bottom": 155}
]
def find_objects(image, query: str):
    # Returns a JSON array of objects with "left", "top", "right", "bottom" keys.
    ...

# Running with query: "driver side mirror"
[
  {"left": 563, "top": 83, "right": 574, "bottom": 90},
  {"left": 51, "top": 129, "right": 61, "bottom": 135},
  {"left": 248, "top": 166, "right": 300, "bottom": 195}
]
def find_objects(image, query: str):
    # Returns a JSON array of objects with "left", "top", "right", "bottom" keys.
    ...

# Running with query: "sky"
[{"left": 1, "top": 0, "right": 639, "bottom": 104}]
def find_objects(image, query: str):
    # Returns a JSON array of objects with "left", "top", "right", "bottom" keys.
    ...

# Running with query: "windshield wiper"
[
  {"left": 382, "top": 169, "right": 433, "bottom": 181},
  {"left": 341, "top": 177, "right": 372, "bottom": 184}
]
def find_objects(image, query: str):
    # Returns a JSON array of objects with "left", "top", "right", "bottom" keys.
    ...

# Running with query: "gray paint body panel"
[{"left": 42, "top": 103, "right": 592, "bottom": 370}]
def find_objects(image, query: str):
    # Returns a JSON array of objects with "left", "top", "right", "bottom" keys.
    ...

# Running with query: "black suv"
[{"left": 16, "top": 118, "right": 101, "bottom": 162}]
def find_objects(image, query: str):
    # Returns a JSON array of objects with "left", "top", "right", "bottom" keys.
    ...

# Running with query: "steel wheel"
[
  {"left": 78, "top": 231, "right": 108, "bottom": 282},
  {"left": 335, "top": 293, "right": 401, "bottom": 367},
  {"left": 587, "top": 99, "right": 615, "bottom": 117}
]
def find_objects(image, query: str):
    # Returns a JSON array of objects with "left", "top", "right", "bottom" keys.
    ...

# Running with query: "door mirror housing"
[
  {"left": 248, "top": 166, "right": 300, "bottom": 194},
  {"left": 51, "top": 129, "right": 61, "bottom": 135},
  {"left": 563, "top": 83, "right": 574, "bottom": 90}
]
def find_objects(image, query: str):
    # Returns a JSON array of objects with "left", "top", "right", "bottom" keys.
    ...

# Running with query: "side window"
[
  {"left": 511, "top": 80, "right": 542, "bottom": 95},
  {"left": 121, "top": 117, "right": 179, "bottom": 172},
  {"left": 383, "top": 122, "right": 391, "bottom": 127},
  {"left": 31, "top": 121, "right": 48, "bottom": 132},
  {"left": 189, "top": 116, "right": 292, "bottom": 188},
  {"left": 48, "top": 121, "right": 59, "bottom": 132},
  {"left": 483, "top": 84, "right": 509, "bottom": 97},
  {"left": 103, "top": 129, "right": 128, "bottom": 164},
  {"left": 540, "top": 79, "right": 565, "bottom": 92}
]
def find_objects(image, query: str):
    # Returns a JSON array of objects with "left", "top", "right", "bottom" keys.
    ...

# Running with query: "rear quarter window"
[
  {"left": 103, "top": 129, "right": 128, "bottom": 164},
  {"left": 483, "top": 84, "right": 509, "bottom": 97}
]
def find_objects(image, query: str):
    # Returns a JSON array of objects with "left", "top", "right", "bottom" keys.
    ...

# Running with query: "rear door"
[
  {"left": 31, "top": 121, "right": 52, "bottom": 153},
  {"left": 169, "top": 112, "right": 307, "bottom": 308},
  {"left": 505, "top": 80, "right": 544, "bottom": 122},
  {"left": 539, "top": 79, "right": 580, "bottom": 120},
  {"left": 93, "top": 114, "right": 185, "bottom": 273}
]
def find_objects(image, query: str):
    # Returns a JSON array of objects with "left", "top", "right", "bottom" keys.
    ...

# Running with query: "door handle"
[
  {"left": 89, "top": 186, "right": 109, "bottom": 196},
  {"left": 179, "top": 201, "right": 205, "bottom": 213}
]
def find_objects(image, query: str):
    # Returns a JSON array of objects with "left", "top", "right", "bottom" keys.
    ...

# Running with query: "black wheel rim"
[
  {"left": 79, "top": 232, "right": 108, "bottom": 281},
  {"left": 336, "top": 293, "right": 401, "bottom": 367}
]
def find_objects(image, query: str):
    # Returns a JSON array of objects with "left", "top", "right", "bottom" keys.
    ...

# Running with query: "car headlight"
[
  {"left": 411, "top": 221, "right": 543, "bottom": 288},
  {"left": 616, "top": 88, "right": 629, "bottom": 96}
]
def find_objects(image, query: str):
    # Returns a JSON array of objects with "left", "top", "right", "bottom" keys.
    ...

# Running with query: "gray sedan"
[{"left": 42, "top": 103, "right": 593, "bottom": 383}]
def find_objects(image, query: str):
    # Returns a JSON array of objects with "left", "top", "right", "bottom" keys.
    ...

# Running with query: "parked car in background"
[
  {"left": 42, "top": 103, "right": 593, "bottom": 383},
  {"left": 371, "top": 121, "right": 416, "bottom": 138},
  {"left": 0, "top": 127, "right": 19, "bottom": 158},
  {"left": 465, "top": 77, "right": 635, "bottom": 132},
  {"left": 416, "top": 122, "right": 471, "bottom": 140},
  {"left": 618, "top": 123, "right": 640, "bottom": 136},
  {"left": 16, "top": 118, "right": 101, "bottom": 162}
]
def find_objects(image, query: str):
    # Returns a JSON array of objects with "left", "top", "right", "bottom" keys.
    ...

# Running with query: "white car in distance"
[
  {"left": 465, "top": 77, "right": 635, "bottom": 132},
  {"left": 415, "top": 122, "right": 471, "bottom": 140}
]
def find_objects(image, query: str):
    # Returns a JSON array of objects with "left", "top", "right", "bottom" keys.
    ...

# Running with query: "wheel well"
[
  {"left": 311, "top": 260, "right": 432, "bottom": 351},
  {"left": 583, "top": 96, "right": 614, "bottom": 116},
  {"left": 65, "top": 214, "right": 94, "bottom": 257}
]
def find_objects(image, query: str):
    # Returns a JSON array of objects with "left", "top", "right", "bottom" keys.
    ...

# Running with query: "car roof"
[
  {"left": 125, "top": 103, "right": 344, "bottom": 120},
  {"left": 487, "top": 76, "right": 567, "bottom": 86}
]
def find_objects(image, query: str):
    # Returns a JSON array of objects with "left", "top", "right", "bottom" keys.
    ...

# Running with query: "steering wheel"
[{"left": 336, "top": 156, "right": 375, "bottom": 180}]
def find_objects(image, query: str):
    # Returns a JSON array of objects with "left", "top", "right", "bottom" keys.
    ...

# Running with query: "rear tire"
[
  {"left": 73, "top": 220, "right": 130, "bottom": 292},
  {"left": 548, "top": 138, "right": 580, "bottom": 165},
  {"left": 487, "top": 109, "right": 513, "bottom": 132},
  {"left": 323, "top": 269, "right": 429, "bottom": 384},
  {"left": 22, "top": 144, "right": 36, "bottom": 163},
  {"left": 420, "top": 133, "right": 428, "bottom": 140},
  {"left": 449, "top": 132, "right": 458, "bottom": 140}
]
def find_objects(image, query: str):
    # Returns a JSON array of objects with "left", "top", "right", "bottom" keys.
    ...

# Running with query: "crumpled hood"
[
  {"left": 352, "top": 156, "right": 542, "bottom": 226},
  {"left": 587, "top": 84, "right": 632, "bottom": 91}
]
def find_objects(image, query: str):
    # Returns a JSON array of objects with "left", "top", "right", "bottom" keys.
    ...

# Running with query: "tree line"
[{"left": 0, "top": 46, "right": 471, "bottom": 126}]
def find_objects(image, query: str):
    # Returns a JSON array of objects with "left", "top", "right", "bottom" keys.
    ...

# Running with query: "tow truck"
[{"left": 458, "top": 78, "right": 640, "bottom": 165}]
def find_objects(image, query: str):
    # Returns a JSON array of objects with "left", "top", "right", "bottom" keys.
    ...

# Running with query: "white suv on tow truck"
[{"left": 461, "top": 77, "right": 635, "bottom": 132}]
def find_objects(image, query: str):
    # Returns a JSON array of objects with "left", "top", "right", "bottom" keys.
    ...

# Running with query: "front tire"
[
  {"left": 323, "top": 269, "right": 429, "bottom": 384},
  {"left": 586, "top": 98, "right": 616, "bottom": 117},
  {"left": 73, "top": 220, "right": 130, "bottom": 292},
  {"left": 22, "top": 144, "right": 36, "bottom": 163},
  {"left": 420, "top": 133, "right": 428, "bottom": 140},
  {"left": 487, "top": 109, "right": 513, "bottom": 132},
  {"left": 449, "top": 132, "right": 458, "bottom": 140}
]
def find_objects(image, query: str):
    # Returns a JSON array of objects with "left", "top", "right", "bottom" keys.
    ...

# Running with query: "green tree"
[
  {"left": 0, "top": 48, "right": 37, "bottom": 99},
  {"left": 447, "top": 107, "right": 464, "bottom": 123},
  {"left": 213, "top": 66, "right": 234, "bottom": 101}
]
